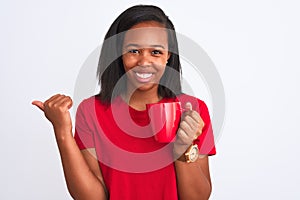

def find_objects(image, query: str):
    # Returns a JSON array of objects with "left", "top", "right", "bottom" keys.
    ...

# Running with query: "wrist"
[
  {"left": 174, "top": 144, "right": 199, "bottom": 163},
  {"left": 173, "top": 143, "right": 190, "bottom": 160},
  {"left": 173, "top": 142, "right": 191, "bottom": 159},
  {"left": 176, "top": 153, "right": 187, "bottom": 162},
  {"left": 53, "top": 126, "right": 73, "bottom": 143}
]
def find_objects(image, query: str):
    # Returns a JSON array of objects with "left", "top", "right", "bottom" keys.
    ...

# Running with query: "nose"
[{"left": 137, "top": 50, "right": 152, "bottom": 66}]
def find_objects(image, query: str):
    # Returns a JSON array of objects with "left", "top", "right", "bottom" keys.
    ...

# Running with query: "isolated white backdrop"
[{"left": 1, "top": 0, "right": 299, "bottom": 199}]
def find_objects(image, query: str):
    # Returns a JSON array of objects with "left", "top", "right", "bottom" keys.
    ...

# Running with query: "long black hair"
[{"left": 97, "top": 5, "right": 182, "bottom": 104}]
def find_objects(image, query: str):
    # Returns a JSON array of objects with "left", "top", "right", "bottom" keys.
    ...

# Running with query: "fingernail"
[{"left": 186, "top": 102, "right": 192, "bottom": 110}]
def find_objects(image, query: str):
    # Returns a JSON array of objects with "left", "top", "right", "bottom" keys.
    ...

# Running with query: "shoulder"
[
  {"left": 76, "top": 96, "right": 95, "bottom": 112},
  {"left": 76, "top": 95, "right": 119, "bottom": 117},
  {"left": 77, "top": 95, "right": 109, "bottom": 110},
  {"left": 75, "top": 96, "right": 109, "bottom": 128},
  {"left": 76, "top": 95, "right": 108, "bottom": 115}
]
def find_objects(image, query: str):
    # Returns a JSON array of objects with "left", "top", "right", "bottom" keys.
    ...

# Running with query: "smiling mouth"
[
  {"left": 135, "top": 72, "right": 153, "bottom": 79},
  {"left": 134, "top": 72, "right": 154, "bottom": 83}
]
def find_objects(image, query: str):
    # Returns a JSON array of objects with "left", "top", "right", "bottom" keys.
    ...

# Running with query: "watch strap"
[{"left": 176, "top": 144, "right": 198, "bottom": 163}]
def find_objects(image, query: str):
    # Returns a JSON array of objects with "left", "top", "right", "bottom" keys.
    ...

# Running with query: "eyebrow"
[{"left": 124, "top": 43, "right": 166, "bottom": 49}]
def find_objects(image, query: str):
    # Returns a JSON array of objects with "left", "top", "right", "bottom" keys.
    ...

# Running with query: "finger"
[
  {"left": 184, "top": 115, "right": 199, "bottom": 132},
  {"left": 44, "top": 94, "right": 61, "bottom": 104},
  {"left": 186, "top": 110, "right": 204, "bottom": 132},
  {"left": 46, "top": 94, "right": 66, "bottom": 106},
  {"left": 180, "top": 120, "right": 193, "bottom": 135},
  {"left": 176, "top": 128, "right": 192, "bottom": 145},
  {"left": 189, "top": 110, "right": 201, "bottom": 124},
  {"left": 66, "top": 96, "right": 73, "bottom": 109},
  {"left": 59, "top": 96, "right": 73, "bottom": 110},
  {"left": 32, "top": 100, "right": 45, "bottom": 111},
  {"left": 45, "top": 95, "right": 69, "bottom": 110},
  {"left": 182, "top": 116, "right": 200, "bottom": 140},
  {"left": 179, "top": 120, "right": 194, "bottom": 138},
  {"left": 185, "top": 102, "right": 192, "bottom": 111}
]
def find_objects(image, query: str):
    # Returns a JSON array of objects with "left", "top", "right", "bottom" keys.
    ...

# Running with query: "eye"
[
  {"left": 152, "top": 49, "right": 163, "bottom": 55},
  {"left": 128, "top": 49, "right": 139, "bottom": 54}
]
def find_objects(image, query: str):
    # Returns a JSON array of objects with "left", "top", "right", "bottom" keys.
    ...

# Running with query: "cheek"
[
  {"left": 122, "top": 56, "right": 135, "bottom": 71},
  {"left": 157, "top": 55, "right": 169, "bottom": 66},
  {"left": 122, "top": 57, "right": 130, "bottom": 72}
]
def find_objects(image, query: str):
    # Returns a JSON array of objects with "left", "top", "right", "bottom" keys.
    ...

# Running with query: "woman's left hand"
[{"left": 173, "top": 102, "right": 205, "bottom": 158}]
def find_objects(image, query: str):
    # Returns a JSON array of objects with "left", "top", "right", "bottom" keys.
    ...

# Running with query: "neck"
[{"left": 123, "top": 87, "right": 161, "bottom": 111}]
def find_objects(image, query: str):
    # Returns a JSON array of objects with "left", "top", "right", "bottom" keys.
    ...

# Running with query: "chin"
[{"left": 135, "top": 83, "right": 158, "bottom": 92}]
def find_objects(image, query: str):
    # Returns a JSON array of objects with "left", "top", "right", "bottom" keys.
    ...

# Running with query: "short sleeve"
[
  {"left": 194, "top": 100, "right": 216, "bottom": 156},
  {"left": 74, "top": 99, "right": 95, "bottom": 150}
]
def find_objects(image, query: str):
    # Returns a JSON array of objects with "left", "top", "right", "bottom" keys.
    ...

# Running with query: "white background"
[{"left": 1, "top": 0, "right": 300, "bottom": 199}]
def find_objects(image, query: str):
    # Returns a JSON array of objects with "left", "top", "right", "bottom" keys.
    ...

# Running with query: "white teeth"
[{"left": 136, "top": 72, "right": 152, "bottom": 79}]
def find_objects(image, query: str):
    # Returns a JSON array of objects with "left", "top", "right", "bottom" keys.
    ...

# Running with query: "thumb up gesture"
[{"left": 32, "top": 94, "right": 73, "bottom": 134}]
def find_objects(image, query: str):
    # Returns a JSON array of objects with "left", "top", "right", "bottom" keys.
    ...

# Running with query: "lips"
[
  {"left": 136, "top": 72, "right": 152, "bottom": 79},
  {"left": 134, "top": 72, "right": 154, "bottom": 83}
]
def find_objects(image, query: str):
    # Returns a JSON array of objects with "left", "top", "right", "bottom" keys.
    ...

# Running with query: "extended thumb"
[
  {"left": 185, "top": 102, "right": 192, "bottom": 111},
  {"left": 32, "top": 100, "right": 45, "bottom": 111}
]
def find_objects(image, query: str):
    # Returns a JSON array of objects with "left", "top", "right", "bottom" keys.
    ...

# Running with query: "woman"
[{"left": 33, "top": 5, "right": 216, "bottom": 200}]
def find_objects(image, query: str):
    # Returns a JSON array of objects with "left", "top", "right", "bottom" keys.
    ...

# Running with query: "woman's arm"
[
  {"left": 81, "top": 148, "right": 108, "bottom": 197},
  {"left": 173, "top": 102, "right": 212, "bottom": 200},
  {"left": 174, "top": 156, "right": 212, "bottom": 200},
  {"left": 32, "top": 94, "right": 107, "bottom": 200},
  {"left": 56, "top": 132, "right": 107, "bottom": 200}
]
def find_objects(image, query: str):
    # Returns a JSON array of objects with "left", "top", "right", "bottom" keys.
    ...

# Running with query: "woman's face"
[{"left": 122, "top": 21, "right": 170, "bottom": 93}]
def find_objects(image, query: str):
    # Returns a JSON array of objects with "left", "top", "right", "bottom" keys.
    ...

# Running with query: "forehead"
[{"left": 123, "top": 22, "right": 168, "bottom": 48}]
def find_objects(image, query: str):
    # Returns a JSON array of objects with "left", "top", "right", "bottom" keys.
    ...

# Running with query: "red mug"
[{"left": 146, "top": 102, "right": 183, "bottom": 143}]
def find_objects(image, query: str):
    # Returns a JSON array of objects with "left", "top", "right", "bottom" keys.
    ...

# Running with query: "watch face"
[{"left": 189, "top": 146, "right": 199, "bottom": 162}]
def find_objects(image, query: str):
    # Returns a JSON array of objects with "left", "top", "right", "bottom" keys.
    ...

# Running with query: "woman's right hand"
[
  {"left": 32, "top": 94, "right": 73, "bottom": 135},
  {"left": 33, "top": 95, "right": 107, "bottom": 199}
]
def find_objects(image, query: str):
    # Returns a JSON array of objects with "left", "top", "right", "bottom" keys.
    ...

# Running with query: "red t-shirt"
[{"left": 74, "top": 94, "right": 216, "bottom": 200}]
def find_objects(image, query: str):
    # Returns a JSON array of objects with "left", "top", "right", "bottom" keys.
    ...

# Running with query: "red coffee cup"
[{"left": 146, "top": 102, "right": 183, "bottom": 143}]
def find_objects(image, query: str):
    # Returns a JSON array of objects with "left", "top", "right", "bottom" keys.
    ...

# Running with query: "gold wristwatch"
[{"left": 178, "top": 144, "right": 199, "bottom": 163}]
